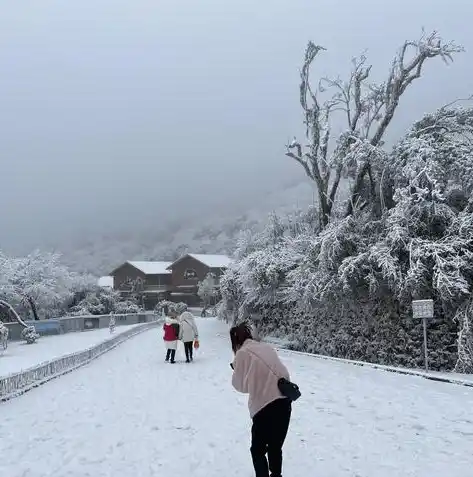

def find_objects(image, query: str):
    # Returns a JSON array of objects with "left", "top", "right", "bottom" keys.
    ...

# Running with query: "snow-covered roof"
[
  {"left": 189, "top": 254, "right": 232, "bottom": 268},
  {"left": 127, "top": 261, "right": 172, "bottom": 275},
  {"left": 167, "top": 253, "right": 232, "bottom": 269},
  {"left": 98, "top": 276, "right": 113, "bottom": 288}
]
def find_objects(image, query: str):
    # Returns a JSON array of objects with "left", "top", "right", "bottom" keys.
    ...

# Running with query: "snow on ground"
[
  {"left": 0, "top": 324, "right": 142, "bottom": 378},
  {"left": 0, "top": 318, "right": 472, "bottom": 477}
]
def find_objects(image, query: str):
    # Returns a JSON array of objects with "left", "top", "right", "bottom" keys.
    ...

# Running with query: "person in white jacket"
[{"left": 179, "top": 311, "right": 199, "bottom": 363}]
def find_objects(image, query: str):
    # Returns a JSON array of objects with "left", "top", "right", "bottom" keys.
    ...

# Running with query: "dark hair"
[{"left": 230, "top": 322, "right": 253, "bottom": 354}]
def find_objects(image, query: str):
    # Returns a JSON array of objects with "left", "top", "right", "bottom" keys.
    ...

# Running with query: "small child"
[{"left": 163, "top": 313, "right": 180, "bottom": 363}]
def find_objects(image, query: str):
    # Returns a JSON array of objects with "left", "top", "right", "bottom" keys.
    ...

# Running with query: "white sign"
[{"left": 412, "top": 299, "right": 434, "bottom": 319}]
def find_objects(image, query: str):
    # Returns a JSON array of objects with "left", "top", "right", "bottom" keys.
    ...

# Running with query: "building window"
[{"left": 184, "top": 268, "right": 198, "bottom": 280}]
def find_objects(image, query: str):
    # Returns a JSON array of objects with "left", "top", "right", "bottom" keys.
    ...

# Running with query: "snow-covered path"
[{"left": 0, "top": 318, "right": 472, "bottom": 477}]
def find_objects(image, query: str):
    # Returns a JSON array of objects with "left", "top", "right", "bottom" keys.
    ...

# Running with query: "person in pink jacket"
[{"left": 230, "top": 322, "right": 292, "bottom": 477}]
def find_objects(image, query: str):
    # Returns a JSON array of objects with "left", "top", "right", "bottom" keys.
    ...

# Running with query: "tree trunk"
[
  {"left": 317, "top": 186, "right": 330, "bottom": 228},
  {"left": 26, "top": 296, "right": 40, "bottom": 321},
  {"left": 346, "top": 162, "right": 370, "bottom": 216}
]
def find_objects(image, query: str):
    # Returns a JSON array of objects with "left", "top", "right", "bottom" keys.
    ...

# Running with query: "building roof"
[
  {"left": 127, "top": 261, "right": 172, "bottom": 275},
  {"left": 98, "top": 276, "right": 113, "bottom": 288},
  {"left": 167, "top": 253, "right": 232, "bottom": 270}
]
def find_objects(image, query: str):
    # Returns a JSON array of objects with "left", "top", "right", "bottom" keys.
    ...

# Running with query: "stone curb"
[
  {"left": 216, "top": 331, "right": 473, "bottom": 388},
  {"left": 0, "top": 321, "right": 160, "bottom": 403},
  {"left": 263, "top": 337, "right": 473, "bottom": 389}
]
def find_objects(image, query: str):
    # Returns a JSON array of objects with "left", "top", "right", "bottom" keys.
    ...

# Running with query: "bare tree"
[{"left": 286, "top": 30, "right": 463, "bottom": 227}]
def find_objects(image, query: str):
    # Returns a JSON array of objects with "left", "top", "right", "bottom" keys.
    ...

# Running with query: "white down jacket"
[{"left": 179, "top": 312, "right": 199, "bottom": 342}]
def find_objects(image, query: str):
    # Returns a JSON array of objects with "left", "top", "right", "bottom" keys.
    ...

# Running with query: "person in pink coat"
[{"left": 230, "top": 322, "right": 292, "bottom": 477}]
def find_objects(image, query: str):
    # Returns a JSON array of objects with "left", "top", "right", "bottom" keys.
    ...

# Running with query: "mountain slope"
[{"left": 58, "top": 180, "right": 318, "bottom": 275}]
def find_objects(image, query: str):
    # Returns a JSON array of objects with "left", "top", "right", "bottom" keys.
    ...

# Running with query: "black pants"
[
  {"left": 165, "top": 349, "right": 176, "bottom": 363},
  {"left": 184, "top": 341, "right": 193, "bottom": 362},
  {"left": 251, "top": 398, "right": 291, "bottom": 477}
]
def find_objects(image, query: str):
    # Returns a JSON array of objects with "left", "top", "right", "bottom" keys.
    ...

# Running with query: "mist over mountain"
[
  {"left": 50, "top": 179, "right": 319, "bottom": 275},
  {"left": 1, "top": 1, "right": 472, "bottom": 277}
]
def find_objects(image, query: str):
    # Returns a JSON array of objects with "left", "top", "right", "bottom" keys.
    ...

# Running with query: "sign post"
[{"left": 411, "top": 299, "right": 434, "bottom": 372}]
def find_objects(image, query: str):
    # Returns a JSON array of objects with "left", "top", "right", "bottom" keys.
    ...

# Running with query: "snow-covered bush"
[
  {"left": 155, "top": 300, "right": 187, "bottom": 316},
  {"left": 69, "top": 293, "right": 106, "bottom": 316},
  {"left": 21, "top": 325, "right": 39, "bottom": 344},
  {"left": 114, "top": 300, "right": 142, "bottom": 314},
  {"left": 68, "top": 286, "right": 141, "bottom": 316}
]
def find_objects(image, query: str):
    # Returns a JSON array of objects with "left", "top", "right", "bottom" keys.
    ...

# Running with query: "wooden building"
[{"left": 108, "top": 254, "right": 231, "bottom": 309}]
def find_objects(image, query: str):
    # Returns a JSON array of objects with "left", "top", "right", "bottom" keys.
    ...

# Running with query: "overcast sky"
[{"left": 1, "top": 0, "right": 472, "bottom": 253}]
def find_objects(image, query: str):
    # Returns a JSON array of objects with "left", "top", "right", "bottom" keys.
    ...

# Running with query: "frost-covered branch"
[
  {"left": 370, "top": 31, "right": 463, "bottom": 146},
  {"left": 286, "top": 31, "right": 463, "bottom": 227},
  {"left": 0, "top": 300, "right": 28, "bottom": 327}
]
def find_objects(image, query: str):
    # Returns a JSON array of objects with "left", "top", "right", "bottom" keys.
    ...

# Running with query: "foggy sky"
[{"left": 1, "top": 0, "right": 472, "bottom": 254}]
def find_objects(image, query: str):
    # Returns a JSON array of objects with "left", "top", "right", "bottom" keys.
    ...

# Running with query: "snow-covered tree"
[
  {"left": 109, "top": 313, "right": 116, "bottom": 334},
  {"left": 286, "top": 31, "right": 463, "bottom": 227},
  {"left": 0, "top": 250, "right": 79, "bottom": 320},
  {"left": 197, "top": 273, "right": 218, "bottom": 307},
  {"left": 221, "top": 103, "right": 473, "bottom": 372}
]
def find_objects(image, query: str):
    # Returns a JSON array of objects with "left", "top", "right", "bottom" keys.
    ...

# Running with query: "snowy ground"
[
  {"left": 0, "top": 318, "right": 472, "bottom": 477},
  {"left": 0, "top": 324, "right": 142, "bottom": 378}
]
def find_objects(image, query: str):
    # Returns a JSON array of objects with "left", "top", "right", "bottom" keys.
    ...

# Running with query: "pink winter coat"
[{"left": 232, "top": 339, "right": 290, "bottom": 418}]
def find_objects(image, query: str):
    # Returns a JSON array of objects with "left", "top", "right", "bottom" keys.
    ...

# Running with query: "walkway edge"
[
  {"left": 0, "top": 322, "right": 159, "bottom": 403},
  {"left": 263, "top": 338, "right": 473, "bottom": 389},
  {"left": 216, "top": 331, "right": 473, "bottom": 388}
]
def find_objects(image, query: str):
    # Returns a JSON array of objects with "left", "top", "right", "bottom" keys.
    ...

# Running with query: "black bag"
[
  {"left": 277, "top": 377, "right": 301, "bottom": 402},
  {"left": 246, "top": 348, "right": 301, "bottom": 402}
]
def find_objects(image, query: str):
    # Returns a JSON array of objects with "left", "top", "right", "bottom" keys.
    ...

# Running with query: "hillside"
[{"left": 57, "top": 180, "right": 319, "bottom": 276}]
